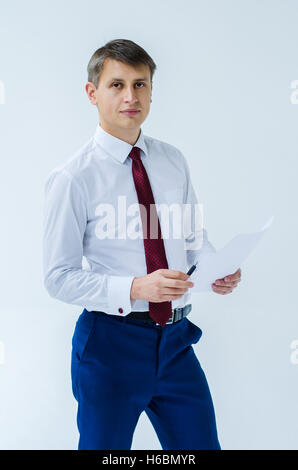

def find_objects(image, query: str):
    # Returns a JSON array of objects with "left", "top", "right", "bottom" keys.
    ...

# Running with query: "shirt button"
[{"left": 118, "top": 308, "right": 123, "bottom": 314}]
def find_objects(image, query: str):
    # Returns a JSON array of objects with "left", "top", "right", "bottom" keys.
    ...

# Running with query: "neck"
[{"left": 99, "top": 121, "right": 141, "bottom": 146}]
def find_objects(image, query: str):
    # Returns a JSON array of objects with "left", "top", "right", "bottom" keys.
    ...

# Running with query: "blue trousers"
[{"left": 71, "top": 308, "right": 221, "bottom": 450}]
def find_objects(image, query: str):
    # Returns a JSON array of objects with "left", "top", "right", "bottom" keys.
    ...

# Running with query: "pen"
[{"left": 187, "top": 261, "right": 198, "bottom": 276}]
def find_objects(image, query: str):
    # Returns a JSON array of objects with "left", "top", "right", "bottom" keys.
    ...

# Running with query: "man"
[{"left": 43, "top": 39, "right": 241, "bottom": 450}]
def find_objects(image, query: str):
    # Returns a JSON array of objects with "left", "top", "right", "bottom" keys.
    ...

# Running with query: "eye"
[{"left": 112, "top": 82, "right": 145, "bottom": 88}]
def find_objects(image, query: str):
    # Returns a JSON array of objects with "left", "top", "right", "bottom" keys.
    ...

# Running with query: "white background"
[{"left": 0, "top": 0, "right": 297, "bottom": 449}]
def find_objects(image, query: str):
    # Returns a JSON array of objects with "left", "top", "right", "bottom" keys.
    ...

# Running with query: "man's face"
[{"left": 86, "top": 58, "right": 152, "bottom": 141}]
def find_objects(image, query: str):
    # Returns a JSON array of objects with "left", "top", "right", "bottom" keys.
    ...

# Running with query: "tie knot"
[{"left": 128, "top": 146, "right": 141, "bottom": 161}]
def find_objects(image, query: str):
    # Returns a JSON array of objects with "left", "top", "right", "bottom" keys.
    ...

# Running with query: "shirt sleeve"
[
  {"left": 179, "top": 151, "right": 216, "bottom": 268},
  {"left": 42, "top": 169, "right": 135, "bottom": 315}
]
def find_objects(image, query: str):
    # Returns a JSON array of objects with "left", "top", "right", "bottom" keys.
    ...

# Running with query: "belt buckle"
[
  {"left": 165, "top": 313, "right": 174, "bottom": 325},
  {"left": 175, "top": 307, "right": 183, "bottom": 322},
  {"left": 165, "top": 307, "right": 183, "bottom": 325}
]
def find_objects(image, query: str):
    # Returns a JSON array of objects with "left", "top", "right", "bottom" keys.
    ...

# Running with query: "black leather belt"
[{"left": 125, "top": 303, "right": 192, "bottom": 325}]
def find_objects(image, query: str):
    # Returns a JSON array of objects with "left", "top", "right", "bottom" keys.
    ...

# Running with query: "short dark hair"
[{"left": 87, "top": 39, "right": 157, "bottom": 88}]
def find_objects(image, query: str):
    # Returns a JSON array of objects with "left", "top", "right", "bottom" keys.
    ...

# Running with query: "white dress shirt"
[{"left": 42, "top": 123, "right": 216, "bottom": 316}]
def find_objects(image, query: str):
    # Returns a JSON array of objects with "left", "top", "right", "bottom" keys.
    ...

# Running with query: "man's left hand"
[{"left": 211, "top": 268, "right": 241, "bottom": 295}]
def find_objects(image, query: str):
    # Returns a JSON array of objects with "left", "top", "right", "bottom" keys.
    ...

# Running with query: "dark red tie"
[{"left": 128, "top": 146, "right": 173, "bottom": 327}]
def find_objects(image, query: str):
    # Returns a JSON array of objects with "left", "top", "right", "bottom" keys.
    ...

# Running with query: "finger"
[
  {"left": 214, "top": 279, "right": 239, "bottom": 287},
  {"left": 214, "top": 275, "right": 241, "bottom": 284},
  {"left": 212, "top": 288, "right": 233, "bottom": 295},
  {"left": 218, "top": 275, "right": 241, "bottom": 283},
  {"left": 224, "top": 276, "right": 240, "bottom": 283},
  {"left": 163, "top": 270, "right": 190, "bottom": 280},
  {"left": 212, "top": 285, "right": 233, "bottom": 294},
  {"left": 163, "top": 288, "right": 189, "bottom": 295},
  {"left": 224, "top": 278, "right": 241, "bottom": 286},
  {"left": 224, "top": 269, "right": 241, "bottom": 282},
  {"left": 164, "top": 278, "right": 194, "bottom": 289}
]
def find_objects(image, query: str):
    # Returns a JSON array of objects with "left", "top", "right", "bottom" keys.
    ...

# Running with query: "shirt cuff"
[{"left": 107, "top": 275, "right": 136, "bottom": 316}]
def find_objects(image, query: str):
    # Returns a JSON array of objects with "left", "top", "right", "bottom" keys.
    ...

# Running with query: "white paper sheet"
[{"left": 189, "top": 215, "right": 274, "bottom": 292}]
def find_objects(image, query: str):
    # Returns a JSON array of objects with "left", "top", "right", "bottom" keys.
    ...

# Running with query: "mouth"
[{"left": 120, "top": 110, "right": 140, "bottom": 116}]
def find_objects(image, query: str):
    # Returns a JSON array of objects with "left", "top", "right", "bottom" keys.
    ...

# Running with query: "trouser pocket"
[
  {"left": 71, "top": 309, "right": 97, "bottom": 401},
  {"left": 179, "top": 317, "right": 202, "bottom": 348}
]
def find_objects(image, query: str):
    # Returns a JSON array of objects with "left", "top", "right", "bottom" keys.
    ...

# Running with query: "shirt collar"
[{"left": 93, "top": 122, "right": 148, "bottom": 164}]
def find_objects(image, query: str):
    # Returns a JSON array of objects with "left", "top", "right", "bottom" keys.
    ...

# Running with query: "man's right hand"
[{"left": 130, "top": 269, "right": 194, "bottom": 303}]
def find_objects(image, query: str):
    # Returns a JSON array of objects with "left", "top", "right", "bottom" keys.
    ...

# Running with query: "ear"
[{"left": 85, "top": 82, "right": 97, "bottom": 105}]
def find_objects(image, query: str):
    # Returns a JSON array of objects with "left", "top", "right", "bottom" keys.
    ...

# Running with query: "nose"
[{"left": 124, "top": 86, "right": 138, "bottom": 103}]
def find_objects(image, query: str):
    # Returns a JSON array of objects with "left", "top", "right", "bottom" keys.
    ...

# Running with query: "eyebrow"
[{"left": 108, "top": 77, "right": 149, "bottom": 83}]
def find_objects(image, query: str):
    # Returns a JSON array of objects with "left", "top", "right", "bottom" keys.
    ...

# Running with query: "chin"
[{"left": 120, "top": 117, "right": 142, "bottom": 125}]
